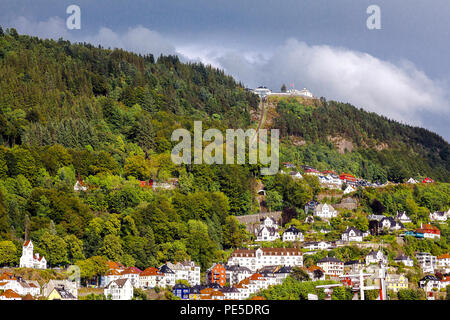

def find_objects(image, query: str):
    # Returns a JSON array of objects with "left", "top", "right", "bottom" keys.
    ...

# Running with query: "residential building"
[
  {"left": 289, "top": 171, "right": 303, "bottom": 179},
  {"left": 73, "top": 179, "right": 88, "bottom": 191},
  {"left": 343, "top": 185, "right": 357, "bottom": 194},
  {"left": 47, "top": 287, "right": 77, "bottom": 300},
  {"left": 419, "top": 275, "right": 441, "bottom": 292},
  {"left": 317, "top": 257, "right": 344, "bottom": 277},
  {"left": 207, "top": 263, "right": 227, "bottom": 286},
  {"left": 416, "top": 224, "right": 440, "bottom": 239},
  {"left": 406, "top": 178, "right": 419, "bottom": 184},
  {"left": 227, "top": 248, "right": 303, "bottom": 272},
  {"left": 158, "top": 264, "right": 176, "bottom": 287},
  {"left": 165, "top": 261, "right": 201, "bottom": 286},
  {"left": 282, "top": 225, "right": 304, "bottom": 242},
  {"left": 255, "top": 217, "right": 280, "bottom": 242},
  {"left": 172, "top": 283, "right": 190, "bottom": 300},
  {"left": 365, "top": 250, "right": 388, "bottom": 265},
  {"left": 379, "top": 217, "right": 405, "bottom": 231},
  {"left": 219, "top": 286, "right": 241, "bottom": 300},
  {"left": 415, "top": 252, "right": 437, "bottom": 273},
  {"left": 313, "top": 203, "right": 338, "bottom": 219},
  {"left": 0, "top": 289, "right": 22, "bottom": 300},
  {"left": 120, "top": 267, "right": 142, "bottom": 287},
  {"left": 430, "top": 210, "right": 448, "bottom": 222},
  {"left": 43, "top": 280, "right": 78, "bottom": 299},
  {"left": 307, "top": 266, "right": 325, "bottom": 280},
  {"left": 139, "top": 267, "right": 165, "bottom": 289},
  {"left": 395, "top": 211, "right": 412, "bottom": 224},
  {"left": 386, "top": 274, "right": 408, "bottom": 292},
  {"left": 102, "top": 269, "right": 122, "bottom": 288},
  {"left": 304, "top": 200, "right": 320, "bottom": 215},
  {"left": 303, "top": 241, "right": 331, "bottom": 251},
  {"left": 343, "top": 260, "right": 363, "bottom": 273},
  {"left": 394, "top": 254, "right": 414, "bottom": 267},
  {"left": 19, "top": 240, "right": 47, "bottom": 269},
  {"left": 437, "top": 254, "right": 450, "bottom": 272},
  {"left": 225, "top": 265, "right": 252, "bottom": 286},
  {"left": 341, "top": 227, "right": 368, "bottom": 242},
  {"left": 104, "top": 278, "right": 134, "bottom": 300}
]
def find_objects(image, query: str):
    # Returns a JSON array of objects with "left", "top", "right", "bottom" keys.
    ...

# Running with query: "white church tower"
[{"left": 19, "top": 240, "right": 47, "bottom": 269}]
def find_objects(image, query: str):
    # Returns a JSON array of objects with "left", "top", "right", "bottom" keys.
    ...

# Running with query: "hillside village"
[{"left": 1, "top": 162, "right": 448, "bottom": 301}]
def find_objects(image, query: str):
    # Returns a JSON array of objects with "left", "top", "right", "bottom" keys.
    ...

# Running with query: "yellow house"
[
  {"left": 386, "top": 274, "right": 408, "bottom": 292},
  {"left": 47, "top": 287, "right": 77, "bottom": 300}
]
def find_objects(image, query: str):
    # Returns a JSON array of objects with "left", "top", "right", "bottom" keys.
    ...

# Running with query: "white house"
[
  {"left": 379, "top": 217, "right": 405, "bottom": 231},
  {"left": 73, "top": 179, "right": 88, "bottom": 192},
  {"left": 395, "top": 211, "right": 412, "bottom": 224},
  {"left": 419, "top": 275, "right": 441, "bottom": 292},
  {"left": 138, "top": 267, "right": 166, "bottom": 289},
  {"left": 165, "top": 261, "right": 201, "bottom": 286},
  {"left": 303, "top": 241, "right": 331, "bottom": 251},
  {"left": 225, "top": 265, "right": 253, "bottom": 285},
  {"left": 365, "top": 250, "right": 388, "bottom": 265},
  {"left": 227, "top": 248, "right": 303, "bottom": 272},
  {"left": 158, "top": 264, "right": 176, "bottom": 287},
  {"left": 102, "top": 269, "right": 122, "bottom": 288},
  {"left": 343, "top": 185, "right": 356, "bottom": 194},
  {"left": 437, "top": 254, "right": 450, "bottom": 273},
  {"left": 119, "top": 267, "right": 142, "bottom": 287},
  {"left": 289, "top": 171, "right": 303, "bottom": 179},
  {"left": 255, "top": 217, "right": 280, "bottom": 242},
  {"left": 429, "top": 210, "right": 448, "bottom": 222},
  {"left": 19, "top": 240, "right": 47, "bottom": 269},
  {"left": 393, "top": 254, "right": 414, "bottom": 267},
  {"left": 282, "top": 225, "right": 304, "bottom": 242},
  {"left": 415, "top": 252, "right": 437, "bottom": 273},
  {"left": 317, "top": 257, "right": 344, "bottom": 277},
  {"left": 341, "top": 227, "right": 368, "bottom": 242},
  {"left": 406, "top": 178, "right": 419, "bottom": 184},
  {"left": 313, "top": 203, "right": 338, "bottom": 219},
  {"left": 104, "top": 278, "right": 134, "bottom": 300}
]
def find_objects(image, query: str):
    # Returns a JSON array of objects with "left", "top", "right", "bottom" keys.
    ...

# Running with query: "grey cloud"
[{"left": 180, "top": 39, "right": 450, "bottom": 139}]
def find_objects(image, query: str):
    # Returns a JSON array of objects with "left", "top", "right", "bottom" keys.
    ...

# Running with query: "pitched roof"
[
  {"left": 107, "top": 278, "right": 129, "bottom": 289},
  {"left": 52, "top": 287, "right": 76, "bottom": 300},
  {"left": 159, "top": 264, "right": 175, "bottom": 274},
  {"left": 1, "top": 289, "right": 21, "bottom": 299},
  {"left": 437, "top": 254, "right": 450, "bottom": 259},
  {"left": 120, "top": 267, "right": 142, "bottom": 275},
  {"left": 283, "top": 225, "right": 301, "bottom": 235},
  {"left": 342, "top": 226, "right": 364, "bottom": 236},
  {"left": 140, "top": 267, "right": 164, "bottom": 277},
  {"left": 318, "top": 257, "right": 343, "bottom": 264}
]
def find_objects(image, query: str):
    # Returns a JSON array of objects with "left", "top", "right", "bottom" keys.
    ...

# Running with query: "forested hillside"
[{"left": 272, "top": 97, "right": 450, "bottom": 182}]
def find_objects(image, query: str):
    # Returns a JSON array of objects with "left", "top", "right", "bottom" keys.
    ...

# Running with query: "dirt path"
[{"left": 250, "top": 97, "right": 267, "bottom": 145}]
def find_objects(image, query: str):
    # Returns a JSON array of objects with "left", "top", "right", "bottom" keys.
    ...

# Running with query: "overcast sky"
[{"left": 1, "top": 0, "right": 449, "bottom": 141}]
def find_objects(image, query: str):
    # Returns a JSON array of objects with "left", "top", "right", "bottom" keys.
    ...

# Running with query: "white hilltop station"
[{"left": 251, "top": 86, "right": 315, "bottom": 99}]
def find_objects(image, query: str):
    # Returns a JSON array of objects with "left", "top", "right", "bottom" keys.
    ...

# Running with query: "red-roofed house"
[
  {"left": 416, "top": 224, "right": 440, "bottom": 239},
  {"left": 0, "top": 289, "right": 22, "bottom": 300}
]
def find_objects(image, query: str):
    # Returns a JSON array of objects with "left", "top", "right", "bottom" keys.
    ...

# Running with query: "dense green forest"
[{"left": 0, "top": 28, "right": 449, "bottom": 282}]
